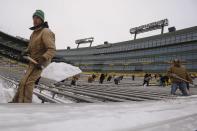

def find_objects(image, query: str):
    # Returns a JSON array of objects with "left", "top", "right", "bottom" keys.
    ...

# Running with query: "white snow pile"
[
  {"left": 1, "top": 97, "right": 197, "bottom": 131},
  {"left": 0, "top": 78, "right": 15, "bottom": 103},
  {"left": 0, "top": 78, "right": 41, "bottom": 103},
  {"left": 41, "top": 62, "right": 82, "bottom": 81}
]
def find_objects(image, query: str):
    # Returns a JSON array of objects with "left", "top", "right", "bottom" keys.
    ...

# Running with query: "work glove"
[
  {"left": 36, "top": 57, "right": 46, "bottom": 69},
  {"left": 189, "top": 80, "right": 193, "bottom": 84},
  {"left": 35, "top": 64, "right": 43, "bottom": 70}
]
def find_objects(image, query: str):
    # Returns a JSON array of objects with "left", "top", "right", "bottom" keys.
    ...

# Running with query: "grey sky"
[{"left": 0, "top": 0, "right": 197, "bottom": 49}]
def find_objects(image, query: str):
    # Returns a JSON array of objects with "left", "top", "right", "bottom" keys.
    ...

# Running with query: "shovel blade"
[{"left": 41, "top": 62, "right": 82, "bottom": 82}]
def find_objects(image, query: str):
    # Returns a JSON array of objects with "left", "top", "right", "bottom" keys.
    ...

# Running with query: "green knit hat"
[{"left": 33, "top": 10, "right": 45, "bottom": 22}]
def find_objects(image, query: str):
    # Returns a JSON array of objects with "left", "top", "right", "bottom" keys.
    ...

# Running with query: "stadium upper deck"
[
  {"left": 0, "top": 26, "right": 197, "bottom": 72},
  {"left": 56, "top": 26, "right": 197, "bottom": 72}
]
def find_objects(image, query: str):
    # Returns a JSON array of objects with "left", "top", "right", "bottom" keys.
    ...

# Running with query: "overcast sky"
[{"left": 0, "top": 0, "right": 197, "bottom": 49}]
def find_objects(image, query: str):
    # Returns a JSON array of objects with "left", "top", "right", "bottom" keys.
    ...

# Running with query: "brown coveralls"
[{"left": 12, "top": 28, "right": 56, "bottom": 103}]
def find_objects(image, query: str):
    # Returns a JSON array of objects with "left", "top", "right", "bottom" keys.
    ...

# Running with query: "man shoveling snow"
[
  {"left": 10, "top": 10, "right": 56, "bottom": 103},
  {"left": 167, "top": 59, "right": 193, "bottom": 96}
]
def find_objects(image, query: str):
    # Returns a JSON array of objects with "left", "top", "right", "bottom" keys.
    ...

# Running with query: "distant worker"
[
  {"left": 88, "top": 76, "right": 94, "bottom": 83},
  {"left": 71, "top": 75, "right": 79, "bottom": 86},
  {"left": 154, "top": 74, "right": 157, "bottom": 79},
  {"left": 132, "top": 75, "right": 135, "bottom": 81},
  {"left": 88, "top": 73, "right": 97, "bottom": 83},
  {"left": 92, "top": 74, "right": 96, "bottom": 80},
  {"left": 99, "top": 73, "right": 105, "bottom": 84},
  {"left": 167, "top": 59, "right": 193, "bottom": 96},
  {"left": 114, "top": 76, "right": 120, "bottom": 85},
  {"left": 164, "top": 75, "right": 170, "bottom": 86},
  {"left": 143, "top": 74, "right": 151, "bottom": 86},
  {"left": 159, "top": 74, "right": 165, "bottom": 87},
  {"left": 107, "top": 75, "right": 112, "bottom": 81},
  {"left": 119, "top": 75, "right": 124, "bottom": 80},
  {"left": 10, "top": 10, "right": 56, "bottom": 103}
]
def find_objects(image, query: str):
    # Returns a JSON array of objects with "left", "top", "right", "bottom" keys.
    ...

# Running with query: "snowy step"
[
  {"left": 55, "top": 87, "right": 131, "bottom": 102},
  {"left": 64, "top": 86, "right": 147, "bottom": 101},
  {"left": 97, "top": 86, "right": 170, "bottom": 96},
  {"left": 78, "top": 85, "right": 170, "bottom": 97},
  {"left": 37, "top": 85, "right": 102, "bottom": 103},
  {"left": 71, "top": 86, "right": 164, "bottom": 100}
]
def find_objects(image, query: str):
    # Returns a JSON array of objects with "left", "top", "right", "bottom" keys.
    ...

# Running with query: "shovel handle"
[
  {"left": 171, "top": 73, "right": 193, "bottom": 85},
  {"left": 23, "top": 56, "right": 38, "bottom": 65},
  {"left": 23, "top": 56, "right": 45, "bottom": 69}
]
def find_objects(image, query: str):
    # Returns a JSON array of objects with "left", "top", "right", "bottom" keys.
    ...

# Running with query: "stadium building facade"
[
  {"left": 0, "top": 26, "right": 197, "bottom": 73},
  {"left": 56, "top": 26, "right": 197, "bottom": 73}
]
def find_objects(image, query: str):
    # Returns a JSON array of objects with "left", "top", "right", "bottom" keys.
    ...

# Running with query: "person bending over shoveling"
[
  {"left": 10, "top": 10, "right": 56, "bottom": 103},
  {"left": 167, "top": 59, "right": 193, "bottom": 96}
]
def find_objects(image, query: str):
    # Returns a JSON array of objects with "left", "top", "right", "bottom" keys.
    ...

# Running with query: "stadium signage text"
[{"left": 130, "top": 19, "right": 169, "bottom": 34}]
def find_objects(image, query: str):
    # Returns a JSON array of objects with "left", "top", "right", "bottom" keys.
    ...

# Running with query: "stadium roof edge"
[
  {"left": 0, "top": 30, "right": 29, "bottom": 45},
  {"left": 60, "top": 26, "right": 197, "bottom": 51},
  {"left": 1, "top": 26, "right": 196, "bottom": 51}
]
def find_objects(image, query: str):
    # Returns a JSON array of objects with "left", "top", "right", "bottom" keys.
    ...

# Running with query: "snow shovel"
[
  {"left": 171, "top": 73, "right": 193, "bottom": 85},
  {"left": 170, "top": 73, "right": 195, "bottom": 94},
  {"left": 23, "top": 56, "right": 38, "bottom": 65},
  {"left": 23, "top": 56, "right": 82, "bottom": 82},
  {"left": 176, "top": 76, "right": 196, "bottom": 88},
  {"left": 23, "top": 56, "right": 45, "bottom": 69}
]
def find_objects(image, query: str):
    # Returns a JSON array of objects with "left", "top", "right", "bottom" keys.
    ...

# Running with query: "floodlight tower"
[
  {"left": 75, "top": 37, "right": 94, "bottom": 48},
  {"left": 129, "top": 19, "right": 169, "bottom": 40}
]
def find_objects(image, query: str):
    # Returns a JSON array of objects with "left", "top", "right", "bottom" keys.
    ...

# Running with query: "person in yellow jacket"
[{"left": 11, "top": 10, "right": 56, "bottom": 103}]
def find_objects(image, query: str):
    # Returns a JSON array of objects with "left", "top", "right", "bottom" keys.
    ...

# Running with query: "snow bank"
[
  {"left": 0, "top": 78, "right": 15, "bottom": 103},
  {"left": 0, "top": 78, "right": 41, "bottom": 103},
  {"left": 41, "top": 62, "right": 82, "bottom": 82},
  {"left": 0, "top": 97, "right": 197, "bottom": 131}
]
